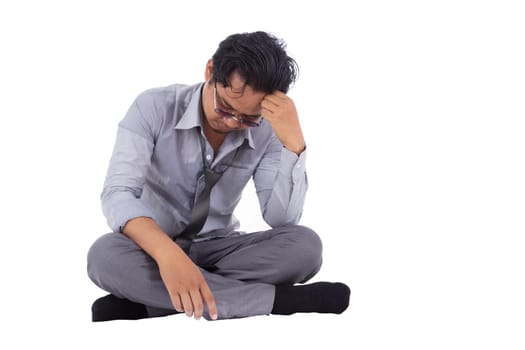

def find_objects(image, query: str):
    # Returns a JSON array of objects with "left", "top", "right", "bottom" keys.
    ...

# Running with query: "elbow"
[{"left": 263, "top": 209, "right": 303, "bottom": 228}]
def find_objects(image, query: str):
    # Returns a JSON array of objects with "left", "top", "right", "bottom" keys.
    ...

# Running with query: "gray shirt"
[{"left": 101, "top": 83, "right": 307, "bottom": 239}]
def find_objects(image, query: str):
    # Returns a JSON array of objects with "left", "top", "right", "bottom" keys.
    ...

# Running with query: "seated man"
[{"left": 87, "top": 31, "right": 350, "bottom": 321}]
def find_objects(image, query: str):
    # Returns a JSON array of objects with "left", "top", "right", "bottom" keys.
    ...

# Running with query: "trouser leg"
[
  {"left": 87, "top": 232, "right": 275, "bottom": 319},
  {"left": 192, "top": 225, "right": 323, "bottom": 285}
]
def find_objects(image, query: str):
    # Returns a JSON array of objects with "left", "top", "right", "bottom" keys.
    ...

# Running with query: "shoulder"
[
  {"left": 119, "top": 83, "right": 202, "bottom": 139},
  {"left": 131, "top": 83, "right": 202, "bottom": 129},
  {"left": 135, "top": 83, "right": 201, "bottom": 110}
]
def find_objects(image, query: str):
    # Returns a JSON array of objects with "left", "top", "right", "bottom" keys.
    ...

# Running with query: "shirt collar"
[
  {"left": 174, "top": 83, "right": 204, "bottom": 131},
  {"left": 174, "top": 82, "right": 255, "bottom": 149},
  {"left": 228, "top": 126, "right": 255, "bottom": 150}
]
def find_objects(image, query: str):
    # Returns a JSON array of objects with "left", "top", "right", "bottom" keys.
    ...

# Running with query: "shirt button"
[
  {"left": 206, "top": 154, "right": 212, "bottom": 161},
  {"left": 296, "top": 164, "right": 301, "bottom": 168}
]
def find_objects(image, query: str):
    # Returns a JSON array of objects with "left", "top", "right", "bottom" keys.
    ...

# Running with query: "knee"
[
  {"left": 87, "top": 234, "right": 110, "bottom": 286},
  {"left": 87, "top": 233, "right": 126, "bottom": 288},
  {"left": 295, "top": 225, "right": 322, "bottom": 259},
  {"left": 287, "top": 225, "right": 323, "bottom": 278}
]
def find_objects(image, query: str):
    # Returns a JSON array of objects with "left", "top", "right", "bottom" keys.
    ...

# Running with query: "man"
[{"left": 87, "top": 31, "right": 350, "bottom": 321}]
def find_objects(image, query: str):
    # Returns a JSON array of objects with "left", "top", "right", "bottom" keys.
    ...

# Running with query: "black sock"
[
  {"left": 92, "top": 294, "right": 148, "bottom": 322},
  {"left": 271, "top": 282, "right": 350, "bottom": 315}
]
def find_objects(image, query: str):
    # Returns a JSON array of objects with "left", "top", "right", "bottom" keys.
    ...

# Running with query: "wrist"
[{"left": 152, "top": 238, "right": 184, "bottom": 263}]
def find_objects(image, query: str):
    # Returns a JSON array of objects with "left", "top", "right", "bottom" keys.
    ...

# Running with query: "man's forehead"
[{"left": 226, "top": 72, "right": 251, "bottom": 98}]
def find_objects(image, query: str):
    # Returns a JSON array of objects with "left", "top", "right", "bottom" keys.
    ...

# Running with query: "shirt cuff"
[{"left": 279, "top": 147, "right": 307, "bottom": 182}]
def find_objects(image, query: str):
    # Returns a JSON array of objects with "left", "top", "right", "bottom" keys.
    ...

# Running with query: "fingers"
[
  {"left": 201, "top": 283, "right": 218, "bottom": 320},
  {"left": 160, "top": 256, "right": 218, "bottom": 320},
  {"left": 261, "top": 92, "right": 294, "bottom": 117},
  {"left": 264, "top": 90, "right": 286, "bottom": 101},
  {"left": 261, "top": 96, "right": 279, "bottom": 114},
  {"left": 169, "top": 285, "right": 217, "bottom": 320},
  {"left": 180, "top": 292, "right": 194, "bottom": 318},
  {"left": 190, "top": 289, "right": 204, "bottom": 320},
  {"left": 261, "top": 100, "right": 278, "bottom": 117},
  {"left": 171, "top": 293, "right": 183, "bottom": 313}
]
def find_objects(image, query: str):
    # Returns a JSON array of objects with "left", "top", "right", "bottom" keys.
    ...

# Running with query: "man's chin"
[{"left": 209, "top": 126, "right": 232, "bottom": 135}]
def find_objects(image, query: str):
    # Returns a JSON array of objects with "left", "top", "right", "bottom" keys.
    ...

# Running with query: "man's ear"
[{"left": 205, "top": 59, "right": 213, "bottom": 81}]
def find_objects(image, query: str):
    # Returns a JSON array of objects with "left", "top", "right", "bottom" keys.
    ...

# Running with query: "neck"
[{"left": 202, "top": 116, "right": 227, "bottom": 154}]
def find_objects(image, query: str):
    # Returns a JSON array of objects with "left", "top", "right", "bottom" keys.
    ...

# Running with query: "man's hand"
[
  {"left": 156, "top": 247, "right": 218, "bottom": 320},
  {"left": 122, "top": 217, "right": 218, "bottom": 320},
  {"left": 261, "top": 91, "right": 305, "bottom": 155}
]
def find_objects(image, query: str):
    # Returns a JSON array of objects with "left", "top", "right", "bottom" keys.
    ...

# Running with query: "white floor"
[{"left": 1, "top": 1, "right": 524, "bottom": 348}]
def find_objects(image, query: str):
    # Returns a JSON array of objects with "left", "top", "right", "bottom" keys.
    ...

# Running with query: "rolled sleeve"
[
  {"left": 254, "top": 137, "right": 308, "bottom": 227},
  {"left": 102, "top": 190, "right": 155, "bottom": 232},
  {"left": 100, "top": 91, "right": 159, "bottom": 232}
]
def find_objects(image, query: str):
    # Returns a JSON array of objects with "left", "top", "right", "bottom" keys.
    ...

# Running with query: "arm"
[
  {"left": 101, "top": 91, "right": 217, "bottom": 320},
  {"left": 254, "top": 92, "right": 308, "bottom": 227},
  {"left": 122, "top": 217, "right": 217, "bottom": 320},
  {"left": 100, "top": 93, "right": 158, "bottom": 232}
]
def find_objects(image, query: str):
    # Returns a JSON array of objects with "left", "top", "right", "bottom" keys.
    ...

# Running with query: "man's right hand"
[
  {"left": 156, "top": 246, "right": 218, "bottom": 320},
  {"left": 122, "top": 217, "right": 218, "bottom": 320}
]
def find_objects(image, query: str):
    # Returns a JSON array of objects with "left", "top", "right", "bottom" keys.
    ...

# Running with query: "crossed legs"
[{"left": 87, "top": 225, "right": 348, "bottom": 321}]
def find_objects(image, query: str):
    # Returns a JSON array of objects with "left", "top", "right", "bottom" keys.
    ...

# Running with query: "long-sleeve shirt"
[{"left": 101, "top": 82, "right": 307, "bottom": 240}]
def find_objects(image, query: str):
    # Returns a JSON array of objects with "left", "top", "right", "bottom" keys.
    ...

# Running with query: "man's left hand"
[{"left": 261, "top": 91, "right": 306, "bottom": 155}]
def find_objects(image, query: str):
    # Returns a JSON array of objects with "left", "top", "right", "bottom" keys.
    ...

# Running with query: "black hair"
[{"left": 211, "top": 31, "right": 298, "bottom": 94}]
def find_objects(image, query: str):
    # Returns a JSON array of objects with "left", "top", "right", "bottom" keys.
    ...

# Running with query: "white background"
[{"left": 1, "top": 0, "right": 524, "bottom": 348}]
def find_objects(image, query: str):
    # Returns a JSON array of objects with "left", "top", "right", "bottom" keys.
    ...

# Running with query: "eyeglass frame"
[{"left": 213, "top": 83, "right": 264, "bottom": 127}]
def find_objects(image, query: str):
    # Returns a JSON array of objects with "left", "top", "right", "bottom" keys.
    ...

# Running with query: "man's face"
[{"left": 204, "top": 71, "right": 266, "bottom": 134}]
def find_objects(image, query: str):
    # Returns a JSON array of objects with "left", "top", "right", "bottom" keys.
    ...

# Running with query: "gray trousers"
[{"left": 87, "top": 225, "right": 322, "bottom": 320}]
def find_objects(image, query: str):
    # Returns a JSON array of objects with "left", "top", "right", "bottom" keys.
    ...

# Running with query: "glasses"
[{"left": 213, "top": 83, "right": 263, "bottom": 127}]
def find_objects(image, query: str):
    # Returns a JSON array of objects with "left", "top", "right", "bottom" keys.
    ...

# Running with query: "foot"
[
  {"left": 271, "top": 282, "right": 350, "bottom": 315},
  {"left": 92, "top": 294, "right": 148, "bottom": 322}
]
